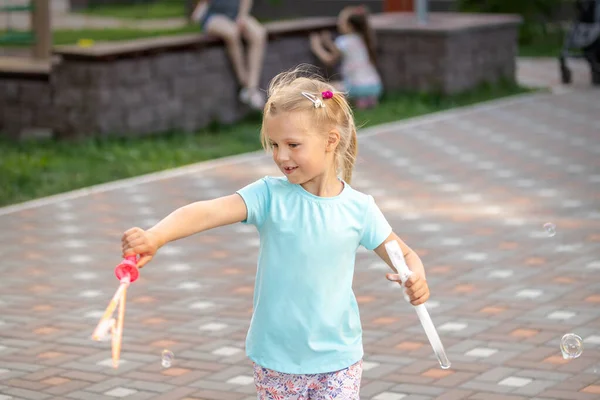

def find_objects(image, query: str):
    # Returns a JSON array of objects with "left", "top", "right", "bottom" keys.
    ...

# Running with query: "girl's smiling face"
[{"left": 264, "top": 111, "right": 332, "bottom": 185}]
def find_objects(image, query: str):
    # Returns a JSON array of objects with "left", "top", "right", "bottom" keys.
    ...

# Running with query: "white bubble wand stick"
[
  {"left": 385, "top": 240, "right": 451, "bottom": 369},
  {"left": 91, "top": 255, "right": 139, "bottom": 369}
]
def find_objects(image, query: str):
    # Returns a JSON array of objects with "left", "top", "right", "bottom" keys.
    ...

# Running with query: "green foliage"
[
  {"left": 459, "top": 0, "right": 562, "bottom": 17},
  {"left": 458, "top": 0, "right": 564, "bottom": 45}
]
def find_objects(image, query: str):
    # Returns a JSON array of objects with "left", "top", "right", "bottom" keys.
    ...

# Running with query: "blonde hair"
[{"left": 260, "top": 65, "right": 358, "bottom": 184}]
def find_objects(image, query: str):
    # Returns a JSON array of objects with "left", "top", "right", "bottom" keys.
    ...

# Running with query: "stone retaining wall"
[
  {"left": 0, "top": 77, "right": 55, "bottom": 139},
  {"left": 51, "top": 33, "right": 319, "bottom": 138},
  {"left": 0, "top": 12, "right": 521, "bottom": 140},
  {"left": 376, "top": 14, "right": 519, "bottom": 94}
]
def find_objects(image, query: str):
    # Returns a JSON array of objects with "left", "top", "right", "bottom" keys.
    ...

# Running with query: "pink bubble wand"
[{"left": 91, "top": 255, "right": 139, "bottom": 369}]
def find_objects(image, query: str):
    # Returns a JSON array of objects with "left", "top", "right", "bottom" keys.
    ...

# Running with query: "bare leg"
[
  {"left": 204, "top": 14, "right": 248, "bottom": 87},
  {"left": 239, "top": 15, "right": 267, "bottom": 89}
]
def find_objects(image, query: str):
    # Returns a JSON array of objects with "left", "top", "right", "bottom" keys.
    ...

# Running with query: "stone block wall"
[
  {"left": 376, "top": 20, "right": 519, "bottom": 94},
  {"left": 0, "top": 13, "right": 521, "bottom": 140},
  {"left": 49, "top": 47, "right": 243, "bottom": 138},
  {"left": 0, "top": 77, "right": 55, "bottom": 140},
  {"left": 251, "top": 0, "right": 461, "bottom": 19},
  {"left": 377, "top": 33, "right": 447, "bottom": 92},
  {"left": 443, "top": 26, "right": 518, "bottom": 94},
  {"left": 46, "top": 35, "right": 321, "bottom": 139}
]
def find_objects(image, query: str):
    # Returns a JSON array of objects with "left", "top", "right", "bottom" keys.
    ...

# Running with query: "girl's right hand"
[{"left": 121, "top": 227, "right": 163, "bottom": 268}]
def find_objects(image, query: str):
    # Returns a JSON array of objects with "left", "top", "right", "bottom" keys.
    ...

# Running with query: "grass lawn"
[
  {"left": 52, "top": 26, "right": 199, "bottom": 45},
  {"left": 76, "top": 0, "right": 187, "bottom": 19},
  {"left": 1, "top": 26, "right": 564, "bottom": 56},
  {"left": 0, "top": 79, "right": 531, "bottom": 207},
  {"left": 518, "top": 29, "right": 565, "bottom": 58},
  {"left": 0, "top": 26, "right": 199, "bottom": 47}
]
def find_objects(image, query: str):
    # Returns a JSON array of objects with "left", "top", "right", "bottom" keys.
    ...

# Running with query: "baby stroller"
[{"left": 559, "top": 0, "right": 600, "bottom": 84}]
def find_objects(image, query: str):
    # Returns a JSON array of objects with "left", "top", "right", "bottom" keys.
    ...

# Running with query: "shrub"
[{"left": 458, "top": 0, "right": 564, "bottom": 44}]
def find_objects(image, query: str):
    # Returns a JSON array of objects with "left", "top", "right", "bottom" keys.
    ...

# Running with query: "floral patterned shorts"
[{"left": 253, "top": 360, "right": 362, "bottom": 399}]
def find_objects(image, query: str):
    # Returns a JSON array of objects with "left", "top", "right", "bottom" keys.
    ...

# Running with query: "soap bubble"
[
  {"left": 161, "top": 349, "right": 174, "bottom": 368},
  {"left": 543, "top": 222, "right": 556, "bottom": 237},
  {"left": 560, "top": 333, "right": 583, "bottom": 359}
]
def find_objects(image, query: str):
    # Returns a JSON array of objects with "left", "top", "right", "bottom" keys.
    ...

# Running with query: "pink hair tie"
[{"left": 322, "top": 90, "right": 334, "bottom": 99}]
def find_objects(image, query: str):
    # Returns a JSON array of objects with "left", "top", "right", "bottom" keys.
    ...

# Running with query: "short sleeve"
[
  {"left": 334, "top": 35, "right": 348, "bottom": 52},
  {"left": 236, "top": 177, "right": 271, "bottom": 228},
  {"left": 360, "top": 196, "right": 392, "bottom": 250}
]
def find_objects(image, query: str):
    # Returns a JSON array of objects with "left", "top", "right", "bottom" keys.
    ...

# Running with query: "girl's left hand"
[{"left": 386, "top": 273, "right": 430, "bottom": 305}]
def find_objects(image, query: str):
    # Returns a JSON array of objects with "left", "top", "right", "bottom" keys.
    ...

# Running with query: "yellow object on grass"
[{"left": 77, "top": 38, "right": 95, "bottom": 48}]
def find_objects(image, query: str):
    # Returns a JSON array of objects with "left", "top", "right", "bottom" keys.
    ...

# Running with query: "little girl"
[
  {"left": 310, "top": 5, "right": 383, "bottom": 109},
  {"left": 121, "top": 66, "right": 429, "bottom": 398}
]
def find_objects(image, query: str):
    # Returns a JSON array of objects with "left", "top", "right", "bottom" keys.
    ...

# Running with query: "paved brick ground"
[
  {"left": 517, "top": 57, "right": 595, "bottom": 93},
  {"left": 1, "top": 62, "right": 599, "bottom": 399}
]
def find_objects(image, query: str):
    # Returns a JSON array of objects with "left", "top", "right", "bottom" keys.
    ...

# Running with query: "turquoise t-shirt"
[{"left": 236, "top": 176, "right": 392, "bottom": 374}]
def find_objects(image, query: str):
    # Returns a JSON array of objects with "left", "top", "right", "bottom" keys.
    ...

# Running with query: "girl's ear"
[{"left": 326, "top": 129, "right": 341, "bottom": 152}]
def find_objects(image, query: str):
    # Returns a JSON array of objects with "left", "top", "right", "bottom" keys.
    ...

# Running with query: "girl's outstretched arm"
[
  {"left": 373, "top": 232, "right": 430, "bottom": 305},
  {"left": 122, "top": 194, "right": 248, "bottom": 267}
]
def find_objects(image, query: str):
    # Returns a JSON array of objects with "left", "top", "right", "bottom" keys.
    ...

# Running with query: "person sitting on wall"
[
  {"left": 192, "top": 0, "right": 267, "bottom": 110},
  {"left": 310, "top": 5, "right": 383, "bottom": 109}
]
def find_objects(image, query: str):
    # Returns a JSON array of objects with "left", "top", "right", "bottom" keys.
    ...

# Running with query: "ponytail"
[
  {"left": 343, "top": 125, "right": 358, "bottom": 184},
  {"left": 329, "top": 91, "right": 358, "bottom": 184}
]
